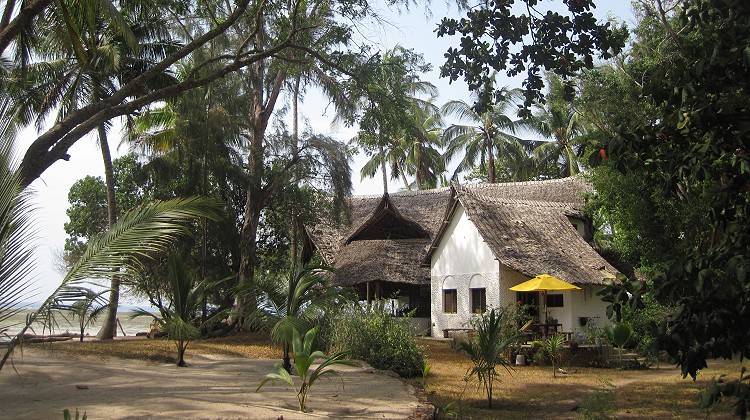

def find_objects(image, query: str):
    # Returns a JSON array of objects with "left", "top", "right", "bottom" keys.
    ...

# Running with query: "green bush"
[{"left": 321, "top": 302, "right": 425, "bottom": 378}]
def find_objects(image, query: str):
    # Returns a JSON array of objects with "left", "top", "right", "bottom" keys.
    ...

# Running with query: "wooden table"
[{"left": 532, "top": 323, "right": 562, "bottom": 338}]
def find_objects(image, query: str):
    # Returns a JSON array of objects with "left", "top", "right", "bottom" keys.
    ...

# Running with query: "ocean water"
[{"left": 2, "top": 309, "right": 157, "bottom": 339}]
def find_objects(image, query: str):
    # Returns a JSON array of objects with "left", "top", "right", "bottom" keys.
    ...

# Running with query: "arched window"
[
  {"left": 469, "top": 274, "right": 486, "bottom": 313},
  {"left": 443, "top": 276, "right": 457, "bottom": 313}
]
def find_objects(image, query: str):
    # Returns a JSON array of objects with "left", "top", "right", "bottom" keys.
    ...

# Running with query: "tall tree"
[
  {"left": 582, "top": 1, "right": 750, "bottom": 396},
  {"left": 3, "top": 0, "right": 181, "bottom": 338},
  {"left": 0, "top": 0, "right": 357, "bottom": 191}
]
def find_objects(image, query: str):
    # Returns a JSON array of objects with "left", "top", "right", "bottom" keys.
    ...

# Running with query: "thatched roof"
[
  {"left": 306, "top": 176, "right": 615, "bottom": 288},
  {"left": 423, "top": 178, "right": 617, "bottom": 284},
  {"left": 305, "top": 188, "right": 451, "bottom": 286}
]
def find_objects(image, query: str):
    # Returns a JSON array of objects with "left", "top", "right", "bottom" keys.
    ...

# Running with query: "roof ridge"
[
  {"left": 462, "top": 176, "right": 583, "bottom": 190},
  {"left": 351, "top": 186, "right": 452, "bottom": 199},
  {"left": 462, "top": 191, "right": 578, "bottom": 208}
]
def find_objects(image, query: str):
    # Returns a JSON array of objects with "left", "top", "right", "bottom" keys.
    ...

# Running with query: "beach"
[
  {"left": 4, "top": 309, "right": 156, "bottom": 340},
  {"left": 1, "top": 347, "right": 425, "bottom": 419}
]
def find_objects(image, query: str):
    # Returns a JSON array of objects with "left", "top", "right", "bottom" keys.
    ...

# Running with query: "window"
[
  {"left": 443, "top": 276, "right": 457, "bottom": 314},
  {"left": 444, "top": 289, "right": 457, "bottom": 313},
  {"left": 470, "top": 288, "right": 486, "bottom": 313},
  {"left": 469, "top": 274, "right": 486, "bottom": 313},
  {"left": 546, "top": 294, "right": 564, "bottom": 307}
]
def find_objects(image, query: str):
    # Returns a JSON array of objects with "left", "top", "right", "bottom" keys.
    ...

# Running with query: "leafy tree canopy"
[
  {"left": 437, "top": 0, "right": 628, "bottom": 116},
  {"left": 576, "top": 0, "right": 750, "bottom": 385}
]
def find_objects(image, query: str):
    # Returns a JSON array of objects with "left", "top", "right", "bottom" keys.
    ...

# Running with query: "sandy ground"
[{"left": 1, "top": 348, "right": 425, "bottom": 419}]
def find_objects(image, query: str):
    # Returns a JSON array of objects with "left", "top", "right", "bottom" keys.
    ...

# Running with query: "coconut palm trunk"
[{"left": 95, "top": 123, "right": 121, "bottom": 340}]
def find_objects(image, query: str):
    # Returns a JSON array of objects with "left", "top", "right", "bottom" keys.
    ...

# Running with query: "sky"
[{"left": 16, "top": 1, "right": 636, "bottom": 303}]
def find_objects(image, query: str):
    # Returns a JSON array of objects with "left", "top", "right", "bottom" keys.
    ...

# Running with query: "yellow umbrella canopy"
[
  {"left": 509, "top": 274, "right": 581, "bottom": 292},
  {"left": 509, "top": 274, "right": 581, "bottom": 324}
]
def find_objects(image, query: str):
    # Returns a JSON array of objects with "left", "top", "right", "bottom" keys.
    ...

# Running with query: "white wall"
[
  {"left": 568, "top": 285, "right": 611, "bottom": 331},
  {"left": 432, "top": 205, "right": 498, "bottom": 276},
  {"left": 430, "top": 204, "right": 500, "bottom": 337}
]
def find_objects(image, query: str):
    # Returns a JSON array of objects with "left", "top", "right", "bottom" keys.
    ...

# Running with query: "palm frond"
[
  {"left": 0, "top": 196, "right": 222, "bottom": 371},
  {"left": 0, "top": 136, "right": 37, "bottom": 339}
]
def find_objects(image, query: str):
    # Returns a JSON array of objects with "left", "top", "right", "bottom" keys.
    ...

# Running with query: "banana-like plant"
[
  {"left": 605, "top": 322, "right": 633, "bottom": 364},
  {"left": 0, "top": 135, "right": 222, "bottom": 370},
  {"left": 257, "top": 327, "right": 355, "bottom": 413}
]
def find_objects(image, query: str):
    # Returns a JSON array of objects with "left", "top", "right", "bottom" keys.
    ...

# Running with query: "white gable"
[{"left": 431, "top": 203, "right": 497, "bottom": 276}]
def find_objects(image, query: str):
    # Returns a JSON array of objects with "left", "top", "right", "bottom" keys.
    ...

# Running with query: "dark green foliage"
[
  {"left": 590, "top": 2, "right": 750, "bottom": 387},
  {"left": 437, "top": 0, "right": 627, "bottom": 115},
  {"left": 323, "top": 302, "right": 425, "bottom": 378},
  {"left": 596, "top": 274, "right": 645, "bottom": 323}
]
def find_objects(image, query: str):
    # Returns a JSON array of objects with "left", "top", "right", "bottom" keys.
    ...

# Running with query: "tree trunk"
[
  {"left": 177, "top": 342, "right": 187, "bottom": 367},
  {"left": 398, "top": 161, "right": 411, "bottom": 191},
  {"left": 486, "top": 133, "right": 496, "bottom": 183},
  {"left": 235, "top": 58, "right": 286, "bottom": 325},
  {"left": 379, "top": 143, "right": 388, "bottom": 194},
  {"left": 95, "top": 123, "right": 120, "bottom": 340},
  {"left": 290, "top": 76, "right": 300, "bottom": 271},
  {"left": 282, "top": 341, "right": 292, "bottom": 372}
]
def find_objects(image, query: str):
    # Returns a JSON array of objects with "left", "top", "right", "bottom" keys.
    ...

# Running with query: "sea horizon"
[{"left": 3, "top": 308, "right": 158, "bottom": 338}]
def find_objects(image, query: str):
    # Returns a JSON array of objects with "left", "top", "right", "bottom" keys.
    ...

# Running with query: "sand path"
[{"left": 1, "top": 348, "right": 423, "bottom": 419}]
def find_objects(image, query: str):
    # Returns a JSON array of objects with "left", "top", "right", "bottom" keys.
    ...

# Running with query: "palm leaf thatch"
[{"left": 0, "top": 195, "right": 222, "bottom": 370}]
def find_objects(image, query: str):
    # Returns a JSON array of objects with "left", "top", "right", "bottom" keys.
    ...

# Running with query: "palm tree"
[
  {"left": 6, "top": 0, "right": 179, "bottom": 339},
  {"left": 353, "top": 46, "right": 440, "bottom": 191},
  {"left": 525, "top": 73, "right": 585, "bottom": 178},
  {"left": 244, "top": 265, "right": 352, "bottom": 372},
  {"left": 442, "top": 86, "right": 528, "bottom": 183},
  {"left": 133, "top": 252, "right": 229, "bottom": 366},
  {"left": 460, "top": 308, "right": 523, "bottom": 409},
  {"left": 398, "top": 99, "right": 447, "bottom": 189},
  {"left": 54, "top": 288, "right": 108, "bottom": 342},
  {"left": 0, "top": 191, "right": 222, "bottom": 370}
]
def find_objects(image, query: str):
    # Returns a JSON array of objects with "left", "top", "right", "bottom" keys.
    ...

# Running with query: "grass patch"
[{"left": 417, "top": 338, "right": 742, "bottom": 419}]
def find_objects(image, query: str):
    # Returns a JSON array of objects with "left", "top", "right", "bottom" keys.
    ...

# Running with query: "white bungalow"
[{"left": 423, "top": 178, "right": 618, "bottom": 337}]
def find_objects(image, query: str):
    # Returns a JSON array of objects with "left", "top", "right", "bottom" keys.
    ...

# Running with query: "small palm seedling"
[
  {"left": 53, "top": 289, "right": 108, "bottom": 341},
  {"left": 133, "top": 252, "right": 229, "bottom": 366},
  {"left": 460, "top": 308, "right": 523, "bottom": 408},
  {"left": 63, "top": 408, "right": 87, "bottom": 420},
  {"left": 534, "top": 334, "right": 567, "bottom": 378},
  {"left": 257, "top": 326, "right": 355, "bottom": 412}
]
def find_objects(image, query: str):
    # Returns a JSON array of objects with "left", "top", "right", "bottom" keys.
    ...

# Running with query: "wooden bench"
[{"left": 442, "top": 328, "right": 475, "bottom": 339}]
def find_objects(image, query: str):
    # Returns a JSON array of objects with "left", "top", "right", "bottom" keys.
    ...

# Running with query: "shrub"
[{"left": 322, "top": 302, "right": 425, "bottom": 378}]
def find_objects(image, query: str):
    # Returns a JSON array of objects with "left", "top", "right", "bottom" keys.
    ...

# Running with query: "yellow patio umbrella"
[{"left": 509, "top": 274, "right": 581, "bottom": 323}]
